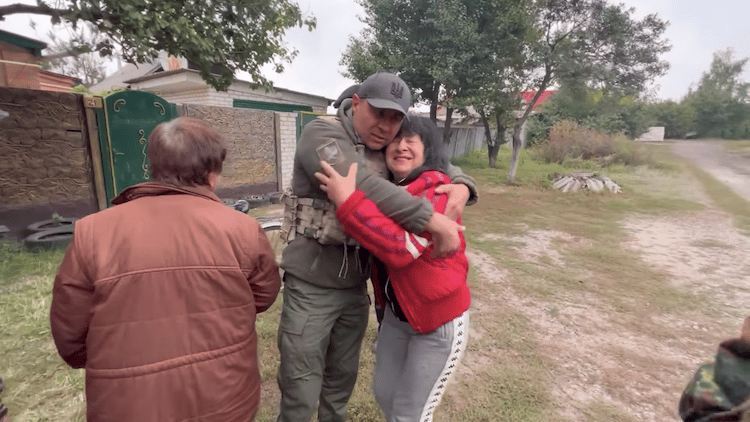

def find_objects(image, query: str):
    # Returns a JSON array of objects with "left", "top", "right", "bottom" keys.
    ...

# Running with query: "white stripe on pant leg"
[{"left": 418, "top": 311, "right": 469, "bottom": 422}]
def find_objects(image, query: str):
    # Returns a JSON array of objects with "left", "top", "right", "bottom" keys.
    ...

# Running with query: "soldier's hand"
[
  {"left": 315, "top": 161, "right": 357, "bottom": 206},
  {"left": 434, "top": 183, "right": 470, "bottom": 221},
  {"left": 425, "top": 212, "right": 464, "bottom": 258}
]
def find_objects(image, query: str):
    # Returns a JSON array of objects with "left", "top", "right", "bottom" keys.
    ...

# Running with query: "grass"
[
  {"left": 0, "top": 242, "right": 85, "bottom": 422},
  {"left": 683, "top": 161, "right": 750, "bottom": 232},
  {"left": 2, "top": 140, "right": 749, "bottom": 421}
]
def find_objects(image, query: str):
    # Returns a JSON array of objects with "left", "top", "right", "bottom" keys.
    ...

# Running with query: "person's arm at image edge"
[
  {"left": 50, "top": 234, "right": 93, "bottom": 369},
  {"left": 245, "top": 224, "right": 281, "bottom": 314}
]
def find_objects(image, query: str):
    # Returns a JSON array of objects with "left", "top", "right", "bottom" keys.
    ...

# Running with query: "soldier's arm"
[
  {"left": 446, "top": 163, "right": 478, "bottom": 205},
  {"left": 297, "top": 119, "right": 432, "bottom": 233}
]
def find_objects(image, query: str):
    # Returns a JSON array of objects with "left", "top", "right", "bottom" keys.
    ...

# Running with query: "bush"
[{"left": 530, "top": 120, "right": 652, "bottom": 167}]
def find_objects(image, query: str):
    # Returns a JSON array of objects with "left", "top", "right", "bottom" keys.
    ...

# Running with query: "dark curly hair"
[{"left": 393, "top": 114, "right": 449, "bottom": 182}]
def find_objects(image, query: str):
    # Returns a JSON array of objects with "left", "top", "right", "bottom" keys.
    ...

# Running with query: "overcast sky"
[{"left": 2, "top": 0, "right": 749, "bottom": 103}]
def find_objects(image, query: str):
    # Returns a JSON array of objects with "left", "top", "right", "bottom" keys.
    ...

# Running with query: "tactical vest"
[{"left": 280, "top": 142, "right": 365, "bottom": 247}]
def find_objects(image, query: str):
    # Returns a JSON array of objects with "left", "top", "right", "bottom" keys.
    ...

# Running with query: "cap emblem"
[{"left": 391, "top": 82, "right": 404, "bottom": 99}]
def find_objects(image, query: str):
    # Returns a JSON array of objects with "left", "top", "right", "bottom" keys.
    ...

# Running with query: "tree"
[
  {"left": 506, "top": 0, "right": 670, "bottom": 182},
  {"left": 342, "top": 0, "right": 529, "bottom": 152},
  {"left": 42, "top": 22, "right": 108, "bottom": 87},
  {"left": 683, "top": 48, "right": 750, "bottom": 139},
  {"left": 342, "top": 0, "right": 480, "bottom": 124},
  {"left": 0, "top": 0, "right": 316, "bottom": 91},
  {"left": 532, "top": 80, "right": 652, "bottom": 139},
  {"left": 645, "top": 100, "right": 696, "bottom": 139},
  {"left": 450, "top": 0, "right": 530, "bottom": 167}
]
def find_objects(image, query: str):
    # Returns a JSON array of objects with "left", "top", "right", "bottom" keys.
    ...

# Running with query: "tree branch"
[
  {"left": 0, "top": 3, "right": 67, "bottom": 20},
  {"left": 43, "top": 49, "right": 86, "bottom": 60}
]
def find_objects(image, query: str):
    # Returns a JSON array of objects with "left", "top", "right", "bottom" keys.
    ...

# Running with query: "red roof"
[
  {"left": 520, "top": 90, "right": 557, "bottom": 110},
  {"left": 39, "top": 70, "right": 80, "bottom": 92}
]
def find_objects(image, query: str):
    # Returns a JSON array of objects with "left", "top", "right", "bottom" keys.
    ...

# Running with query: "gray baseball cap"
[{"left": 356, "top": 72, "right": 411, "bottom": 114}]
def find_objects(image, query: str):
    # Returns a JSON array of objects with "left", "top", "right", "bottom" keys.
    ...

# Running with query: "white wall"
[{"left": 276, "top": 112, "right": 298, "bottom": 190}]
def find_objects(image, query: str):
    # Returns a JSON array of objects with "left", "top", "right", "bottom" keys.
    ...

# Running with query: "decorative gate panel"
[{"left": 99, "top": 91, "right": 176, "bottom": 205}]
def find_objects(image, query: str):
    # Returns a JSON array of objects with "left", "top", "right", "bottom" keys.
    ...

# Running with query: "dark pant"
[{"left": 276, "top": 274, "right": 369, "bottom": 422}]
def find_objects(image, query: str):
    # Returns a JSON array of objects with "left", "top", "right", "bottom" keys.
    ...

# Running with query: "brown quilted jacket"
[{"left": 50, "top": 182, "right": 281, "bottom": 421}]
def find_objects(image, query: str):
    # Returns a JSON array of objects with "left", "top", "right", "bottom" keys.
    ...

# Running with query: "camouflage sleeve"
[{"left": 296, "top": 118, "right": 433, "bottom": 233}]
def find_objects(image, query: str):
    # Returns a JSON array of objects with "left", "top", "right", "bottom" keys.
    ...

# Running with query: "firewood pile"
[{"left": 552, "top": 172, "right": 621, "bottom": 193}]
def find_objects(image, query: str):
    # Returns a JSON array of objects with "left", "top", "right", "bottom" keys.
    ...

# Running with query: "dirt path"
[
  {"left": 671, "top": 139, "right": 750, "bottom": 202},
  {"left": 461, "top": 140, "right": 750, "bottom": 422}
]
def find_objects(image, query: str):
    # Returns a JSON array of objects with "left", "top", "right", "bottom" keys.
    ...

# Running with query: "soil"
[{"left": 461, "top": 140, "right": 750, "bottom": 422}]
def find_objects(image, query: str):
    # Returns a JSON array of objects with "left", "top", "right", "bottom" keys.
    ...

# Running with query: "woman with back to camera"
[{"left": 316, "top": 115, "right": 471, "bottom": 422}]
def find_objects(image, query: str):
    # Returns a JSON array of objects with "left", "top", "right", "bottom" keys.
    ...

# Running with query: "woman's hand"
[{"left": 315, "top": 161, "right": 357, "bottom": 206}]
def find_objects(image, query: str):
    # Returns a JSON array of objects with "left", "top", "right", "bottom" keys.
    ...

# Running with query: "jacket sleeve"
[
  {"left": 245, "top": 224, "right": 281, "bottom": 314},
  {"left": 336, "top": 174, "right": 450, "bottom": 269},
  {"left": 296, "top": 118, "right": 433, "bottom": 233},
  {"left": 446, "top": 163, "right": 479, "bottom": 205},
  {"left": 50, "top": 232, "right": 94, "bottom": 369}
]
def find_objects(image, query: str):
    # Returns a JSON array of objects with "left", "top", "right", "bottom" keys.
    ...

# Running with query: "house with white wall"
[{"left": 90, "top": 53, "right": 332, "bottom": 190}]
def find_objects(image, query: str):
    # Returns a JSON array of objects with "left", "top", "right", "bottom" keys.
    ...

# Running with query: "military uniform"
[{"left": 276, "top": 97, "right": 476, "bottom": 422}]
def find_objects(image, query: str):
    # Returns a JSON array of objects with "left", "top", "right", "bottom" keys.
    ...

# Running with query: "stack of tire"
[{"left": 23, "top": 217, "right": 77, "bottom": 249}]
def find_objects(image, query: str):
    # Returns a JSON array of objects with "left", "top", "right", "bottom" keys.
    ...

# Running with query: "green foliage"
[
  {"left": 529, "top": 120, "right": 653, "bottom": 167},
  {"left": 645, "top": 100, "right": 697, "bottom": 139},
  {"left": 528, "top": 82, "right": 653, "bottom": 143},
  {"left": 342, "top": 0, "right": 529, "bottom": 117},
  {"left": 683, "top": 48, "right": 750, "bottom": 139},
  {"left": 549, "top": 1, "right": 671, "bottom": 98},
  {"left": 92, "top": 86, "right": 129, "bottom": 97},
  {"left": 71, "top": 84, "right": 89, "bottom": 93},
  {"left": 1, "top": 0, "right": 316, "bottom": 91},
  {"left": 452, "top": 146, "right": 571, "bottom": 188}
]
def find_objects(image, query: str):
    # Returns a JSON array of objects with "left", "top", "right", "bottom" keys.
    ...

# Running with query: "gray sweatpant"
[{"left": 373, "top": 307, "right": 469, "bottom": 422}]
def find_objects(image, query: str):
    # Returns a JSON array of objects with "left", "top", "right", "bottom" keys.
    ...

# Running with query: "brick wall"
[
  {"left": 277, "top": 112, "right": 297, "bottom": 190},
  {"left": 0, "top": 43, "right": 41, "bottom": 90},
  {"left": 0, "top": 87, "right": 301, "bottom": 208},
  {"left": 180, "top": 104, "right": 278, "bottom": 189}
]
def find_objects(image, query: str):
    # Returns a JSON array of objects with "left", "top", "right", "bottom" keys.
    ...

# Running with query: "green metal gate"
[
  {"left": 297, "top": 111, "right": 326, "bottom": 142},
  {"left": 95, "top": 91, "right": 177, "bottom": 206}
]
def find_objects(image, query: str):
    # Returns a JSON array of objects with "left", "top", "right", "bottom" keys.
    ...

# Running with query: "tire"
[
  {"left": 244, "top": 194, "right": 271, "bottom": 209},
  {"left": 260, "top": 219, "right": 284, "bottom": 264},
  {"left": 260, "top": 219, "right": 285, "bottom": 286},
  {"left": 269, "top": 191, "right": 282, "bottom": 204},
  {"left": 24, "top": 225, "right": 74, "bottom": 248},
  {"left": 26, "top": 218, "right": 77, "bottom": 233},
  {"left": 233, "top": 199, "right": 250, "bottom": 213}
]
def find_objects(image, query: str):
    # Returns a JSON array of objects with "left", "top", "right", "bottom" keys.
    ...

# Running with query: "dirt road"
[
  {"left": 671, "top": 140, "right": 750, "bottom": 202},
  {"left": 460, "top": 139, "right": 750, "bottom": 422}
]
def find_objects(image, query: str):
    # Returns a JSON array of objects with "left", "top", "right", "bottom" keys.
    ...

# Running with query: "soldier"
[{"left": 276, "top": 72, "right": 477, "bottom": 422}]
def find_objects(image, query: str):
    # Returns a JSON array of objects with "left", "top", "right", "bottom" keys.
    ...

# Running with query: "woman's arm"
[
  {"left": 316, "top": 161, "right": 463, "bottom": 257},
  {"left": 316, "top": 162, "right": 454, "bottom": 268}
]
